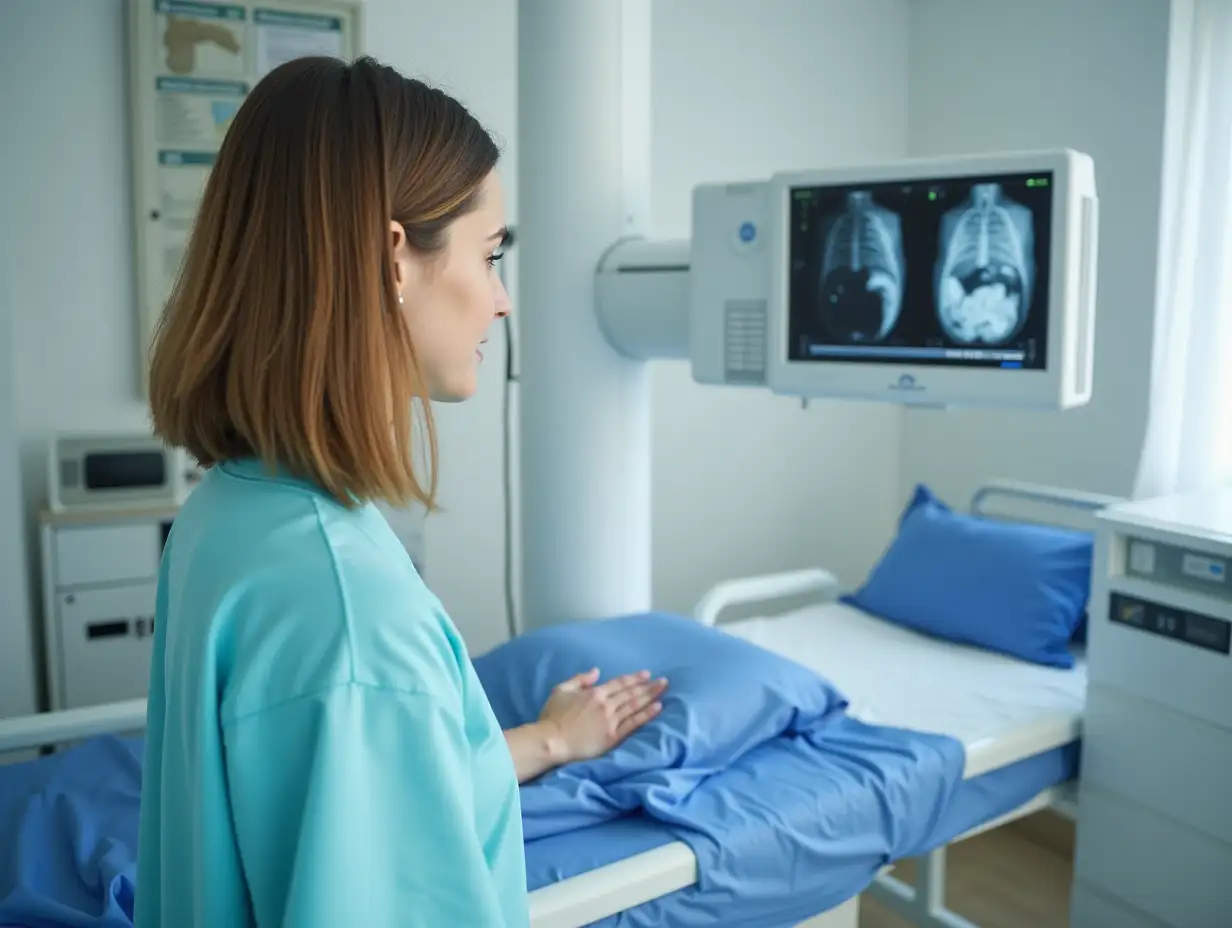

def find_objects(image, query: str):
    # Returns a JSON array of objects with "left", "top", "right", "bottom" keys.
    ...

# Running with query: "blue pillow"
[
  {"left": 843, "top": 484, "right": 1093, "bottom": 669},
  {"left": 472, "top": 611, "right": 848, "bottom": 838},
  {"left": 1071, "top": 612, "right": 1089, "bottom": 645}
]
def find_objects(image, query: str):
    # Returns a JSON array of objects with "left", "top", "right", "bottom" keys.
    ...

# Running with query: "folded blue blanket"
[
  {"left": 524, "top": 715, "right": 970, "bottom": 927},
  {"left": 472, "top": 611, "right": 851, "bottom": 840}
]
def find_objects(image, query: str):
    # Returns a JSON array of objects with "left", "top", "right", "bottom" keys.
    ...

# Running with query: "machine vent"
[{"left": 724, "top": 299, "right": 767, "bottom": 384}]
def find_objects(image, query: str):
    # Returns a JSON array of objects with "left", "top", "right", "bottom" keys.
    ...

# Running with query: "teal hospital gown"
[{"left": 134, "top": 457, "right": 529, "bottom": 928}]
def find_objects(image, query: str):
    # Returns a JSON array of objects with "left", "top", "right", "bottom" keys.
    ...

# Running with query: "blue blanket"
[
  {"left": 526, "top": 714, "right": 966, "bottom": 927},
  {"left": 472, "top": 610, "right": 852, "bottom": 842},
  {"left": 0, "top": 737, "right": 141, "bottom": 927},
  {"left": 0, "top": 716, "right": 969, "bottom": 928}
]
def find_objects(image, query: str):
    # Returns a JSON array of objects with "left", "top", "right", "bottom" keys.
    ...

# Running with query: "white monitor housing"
[{"left": 596, "top": 149, "right": 1099, "bottom": 410}]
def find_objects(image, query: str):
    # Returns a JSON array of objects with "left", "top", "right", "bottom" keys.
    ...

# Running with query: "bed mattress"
[
  {"left": 722, "top": 602, "right": 1087, "bottom": 777},
  {"left": 523, "top": 603, "right": 1086, "bottom": 925}
]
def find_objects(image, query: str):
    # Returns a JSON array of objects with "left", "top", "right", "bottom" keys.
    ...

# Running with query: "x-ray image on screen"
[
  {"left": 934, "top": 183, "right": 1036, "bottom": 345},
  {"left": 787, "top": 170, "right": 1052, "bottom": 370},
  {"left": 817, "top": 190, "right": 905, "bottom": 344}
]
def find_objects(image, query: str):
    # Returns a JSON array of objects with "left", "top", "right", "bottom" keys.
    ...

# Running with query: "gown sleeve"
[{"left": 222, "top": 682, "right": 518, "bottom": 927}]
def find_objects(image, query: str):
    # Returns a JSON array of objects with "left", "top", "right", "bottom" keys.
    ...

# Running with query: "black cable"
[{"left": 499, "top": 229, "right": 519, "bottom": 639}]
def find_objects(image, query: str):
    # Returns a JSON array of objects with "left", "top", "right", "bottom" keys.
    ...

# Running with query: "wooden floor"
[{"left": 859, "top": 811, "right": 1075, "bottom": 928}]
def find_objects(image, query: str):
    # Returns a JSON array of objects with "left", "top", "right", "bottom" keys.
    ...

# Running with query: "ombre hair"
[{"left": 147, "top": 55, "right": 499, "bottom": 509}]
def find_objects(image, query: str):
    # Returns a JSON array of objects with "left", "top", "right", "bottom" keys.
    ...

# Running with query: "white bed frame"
[{"left": 0, "top": 478, "right": 1122, "bottom": 928}]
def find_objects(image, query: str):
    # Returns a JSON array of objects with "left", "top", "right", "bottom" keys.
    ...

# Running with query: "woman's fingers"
[
  {"left": 616, "top": 700, "right": 663, "bottom": 738},
  {"left": 572, "top": 667, "right": 601, "bottom": 688},
  {"left": 556, "top": 667, "right": 600, "bottom": 693},
  {"left": 594, "top": 670, "right": 651, "bottom": 700},
  {"left": 608, "top": 677, "right": 668, "bottom": 716}
]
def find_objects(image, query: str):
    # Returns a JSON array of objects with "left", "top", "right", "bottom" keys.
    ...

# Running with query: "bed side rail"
[
  {"left": 528, "top": 841, "right": 697, "bottom": 928},
  {"left": 970, "top": 478, "right": 1124, "bottom": 524},
  {"left": 695, "top": 568, "right": 841, "bottom": 627},
  {"left": 693, "top": 478, "right": 1125, "bottom": 627},
  {"left": 0, "top": 698, "right": 147, "bottom": 756}
]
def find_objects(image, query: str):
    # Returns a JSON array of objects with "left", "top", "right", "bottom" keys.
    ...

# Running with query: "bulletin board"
[{"left": 127, "top": 0, "right": 363, "bottom": 395}]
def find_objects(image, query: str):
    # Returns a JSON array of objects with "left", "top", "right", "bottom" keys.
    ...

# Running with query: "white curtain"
[{"left": 1133, "top": 0, "right": 1232, "bottom": 499}]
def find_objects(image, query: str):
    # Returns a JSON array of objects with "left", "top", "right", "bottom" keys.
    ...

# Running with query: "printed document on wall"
[
  {"left": 131, "top": 1, "right": 360, "bottom": 390},
  {"left": 254, "top": 9, "right": 346, "bottom": 77}
]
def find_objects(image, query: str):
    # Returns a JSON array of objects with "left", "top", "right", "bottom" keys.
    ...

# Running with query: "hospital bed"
[{"left": 0, "top": 478, "right": 1116, "bottom": 928}]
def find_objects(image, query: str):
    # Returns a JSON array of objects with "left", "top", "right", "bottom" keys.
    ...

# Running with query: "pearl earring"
[{"left": 397, "top": 294, "right": 405, "bottom": 305}]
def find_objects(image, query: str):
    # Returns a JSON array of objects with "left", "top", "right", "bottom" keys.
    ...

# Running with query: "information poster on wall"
[{"left": 128, "top": 0, "right": 361, "bottom": 394}]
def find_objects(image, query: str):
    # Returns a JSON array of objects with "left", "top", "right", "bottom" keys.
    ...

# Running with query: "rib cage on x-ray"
[
  {"left": 818, "top": 191, "right": 905, "bottom": 343},
  {"left": 935, "top": 183, "right": 1036, "bottom": 345}
]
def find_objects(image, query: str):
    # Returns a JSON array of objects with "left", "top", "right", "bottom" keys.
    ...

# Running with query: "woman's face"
[{"left": 393, "top": 170, "right": 512, "bottom": 402}]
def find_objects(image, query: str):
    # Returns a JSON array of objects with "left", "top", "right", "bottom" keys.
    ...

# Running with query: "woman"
[{"left": 135, "top": 56, "right": 667, "bottom": 928}]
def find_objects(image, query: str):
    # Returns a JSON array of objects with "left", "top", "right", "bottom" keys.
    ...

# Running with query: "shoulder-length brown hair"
[{"left": 147, "top": 55, "right": 499, "bottom": 509}]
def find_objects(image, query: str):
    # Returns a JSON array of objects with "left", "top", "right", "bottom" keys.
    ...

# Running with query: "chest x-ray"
[
  {"left": 818, "top": 191, "right": 905, "bottom": 343},
  {"left": 934, "top": 183, "right": 1036, "bottom": 345}
]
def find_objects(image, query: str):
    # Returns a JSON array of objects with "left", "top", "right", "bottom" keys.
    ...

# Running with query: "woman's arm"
[
  {"left": 504, "top": 721, "right": 570, "bottom": 783},
  {"left": 504, "top": 668, "right": 668, "bottom": 783},
  {"left": 224, "top": 684, "right": 521, "bottom": 927}
]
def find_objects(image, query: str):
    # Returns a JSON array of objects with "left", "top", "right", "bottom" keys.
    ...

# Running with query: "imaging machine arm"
[{"left": 517, "top": 0, "right": 1099, "bottom": 637}]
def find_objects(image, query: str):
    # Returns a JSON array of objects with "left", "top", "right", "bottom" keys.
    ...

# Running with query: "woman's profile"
[{"left": 136, "top": 55, "right": 666, "bottom": 927}]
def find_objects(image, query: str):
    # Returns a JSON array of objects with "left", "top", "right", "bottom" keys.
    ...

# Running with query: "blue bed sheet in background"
[
  {"left": 0, "top": 737, "right": 141, "bottom": 928},
  {"left": 0, "top": 725, "right": 1078, "bottom": 928}
]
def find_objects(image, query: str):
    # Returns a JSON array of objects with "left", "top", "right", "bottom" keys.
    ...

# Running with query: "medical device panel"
[
  {"left": 48, "top": 432, "right": 195, "bottom": 513},
  {"left": 687, "top": 181, "right": 774, "bottom": 386},
  {"left": 599, "top": 150, "right": 1097, "bottom": 410},
  {"left": 787, "top": 174, "right": 1046, "bottom": 368},
  {"left": 1108, "top": 592, "right": 1231, "bottom": 655},
  {"left": 766, "top": 150, "right": 1097, "bottom": 409}
]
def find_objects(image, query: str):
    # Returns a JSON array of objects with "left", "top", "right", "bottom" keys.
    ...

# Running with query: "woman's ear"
[{"left": 389, "top": 220, "right": 408, "bottom": 291}]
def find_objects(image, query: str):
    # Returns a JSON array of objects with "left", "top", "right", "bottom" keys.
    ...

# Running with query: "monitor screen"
[{"left": 786, "top": 171, "right": 1053, "bottom": 369}]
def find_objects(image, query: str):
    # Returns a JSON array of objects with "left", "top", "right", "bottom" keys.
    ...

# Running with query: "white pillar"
[
  {"left": 516, "top": 0, "right": 653, "bottom": 630},
  {"left": 0, "top": 251, "right": 37, "bottom": 724}
]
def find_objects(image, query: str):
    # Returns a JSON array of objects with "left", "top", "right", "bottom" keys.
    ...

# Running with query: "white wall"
[
  {"left": 2, "top": 2, "right": 154, "bottom": 683},
  {"left": 901, "top": 0, "right": 1172, "bottom": 507},
  {"left": 4, "top": 0, "right": 1166, "bottom": 700},
  {"left": 1, "top": 3, "right": 144, "bottom": 722},
  {"left": 648, "top": 0, "right": 909, "bottom": 613},
  {"left": 0, "top": 0, "right": 519, "bottom": 665},
  {"left": 0, "top": 0, "right": 913, "bottom": 683}
]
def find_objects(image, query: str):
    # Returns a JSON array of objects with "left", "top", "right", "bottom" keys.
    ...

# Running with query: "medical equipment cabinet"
[
  {"left": 1072, "top": 489, "right": 1232, "bottom": 927},
  {"left": 38, "top": 506, "right": 171, "bottom": 712}
]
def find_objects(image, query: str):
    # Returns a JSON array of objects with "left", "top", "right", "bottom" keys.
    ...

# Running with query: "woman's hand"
[{"left": 538, "top": 668, "right": 668, "bottom": 765}]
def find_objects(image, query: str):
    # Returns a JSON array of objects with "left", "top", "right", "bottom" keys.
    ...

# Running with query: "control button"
[
  {"left": 731, "top": 218, "right": 765, "bottom": 256},
  {"left": 1129, "top": 540, "right": 1156, "bottom": 575}
]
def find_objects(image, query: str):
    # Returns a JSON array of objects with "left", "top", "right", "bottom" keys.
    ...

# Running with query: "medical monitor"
[
  {"left": 688, "top": 150, "right": 1098, "bottom": 410},
  {"left": 787, "top": 173, "right": 1050, "bottom": 370}
]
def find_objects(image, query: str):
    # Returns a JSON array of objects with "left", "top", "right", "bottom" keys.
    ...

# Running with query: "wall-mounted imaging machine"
[{"left": 596, "top": 149, "right": 1098, "bottom": 410}]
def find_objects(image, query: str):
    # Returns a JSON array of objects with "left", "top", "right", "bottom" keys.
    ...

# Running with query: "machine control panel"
[
  {"left": 1110, "top": 592, "right": 1231, "bottom": 655},
  {"left": 1126, "top": 536, "right": 1232, "bottom": 600}
]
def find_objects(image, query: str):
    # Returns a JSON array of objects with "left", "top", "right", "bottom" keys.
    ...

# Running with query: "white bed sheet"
[{"left": 723, "top": 602, "right": 1087, "bottom": 778}]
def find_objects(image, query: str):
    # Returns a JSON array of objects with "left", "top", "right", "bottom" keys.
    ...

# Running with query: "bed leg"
[
  {"left": 868, "top": 847, "right": 980, "bottom": 928},
  {"left": 917, "top": 848, "right": 946, "bottom": 914}
]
